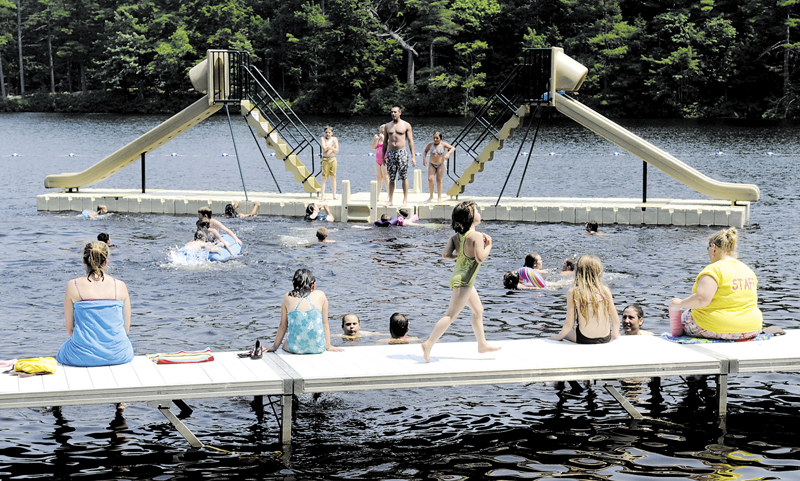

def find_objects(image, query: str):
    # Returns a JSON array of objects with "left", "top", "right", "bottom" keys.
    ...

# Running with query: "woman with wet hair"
[
  {"left": 669, "top": 227, "right": 762, "bottom": 340},
  {"left": 267, "top": 268, "right": 344, "bottom": 354},
  {"left": 56, "top": 241, "right": 134, "bottom": 366}
]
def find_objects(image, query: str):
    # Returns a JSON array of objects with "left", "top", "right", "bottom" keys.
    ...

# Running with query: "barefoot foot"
[
  {"left": 421, "top": 342, "right": 432, "bottom": 363},
  {"left": 478, "top": 344, "right": 501, "bottom": 354}
]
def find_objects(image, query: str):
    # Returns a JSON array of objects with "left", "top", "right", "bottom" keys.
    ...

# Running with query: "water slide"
[
  {"left": 553, "top": 92, "right": 760, "bottom": 203},
  {"left": 44, "top": 94, "right": 223, "bottom": 190}
]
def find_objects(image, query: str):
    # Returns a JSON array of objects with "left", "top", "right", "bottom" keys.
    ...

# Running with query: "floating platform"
[{"left": 37, "top": 172, "right": 751, "bottom": 227}]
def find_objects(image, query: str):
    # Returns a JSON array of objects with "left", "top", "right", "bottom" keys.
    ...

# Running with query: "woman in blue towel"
[
  {"left": 267, "top": 268, "right": 343, "bottom": 354},
  {"left": 57, "top": 241, "right": 134, "bottom": 366}
]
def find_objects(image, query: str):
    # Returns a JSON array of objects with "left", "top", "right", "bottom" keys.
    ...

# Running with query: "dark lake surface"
[{"left": 1, "top": 111, "right": 800, "bottom": 479}]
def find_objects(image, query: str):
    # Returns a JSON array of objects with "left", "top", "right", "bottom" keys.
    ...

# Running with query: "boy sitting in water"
[
  {"left": 198, "top": 206, "right": 242, "bottom": 245},
  {"left": 387, "top": 313, "right": 421, "bottom": 344}
]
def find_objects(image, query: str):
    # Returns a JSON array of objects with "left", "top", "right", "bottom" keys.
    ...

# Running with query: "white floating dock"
[
  {"left": 37, "top": 174, "right": 751, "bottom": 227},
  {"left": 3, "top": 332, "right": 798, "bottom": 447}
]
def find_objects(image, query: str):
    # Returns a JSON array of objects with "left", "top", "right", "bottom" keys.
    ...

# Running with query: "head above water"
[
  {"left": 585, "top": 220, "right": 598, "bottom": 233},
  {"left": 708, "top": 227, "right": 739, "bottom": 258},
  {"left": 198, "top": 206, "right": 213, "bottom": 220},
  {"left": 451, "top": 201, "right": 479, "bottom": 234},
  {"left": 622, "top": 304, "right": 645, "bottom": 335},
  {"left": 562, "top": 257, "right": 577, "bottom": 272},
  {"left": 380, "top": 214, "right": 390, "bottom": 222},
  {"left": 389, "top": 313, "right": 409, "bottom": 338},
  {"left": 398, "top": 208, "right": 409, "bottom": 218},
  {"left": 342, "top": 313, "right": 360, "bottom": 335},
  {"left": 224, "top": 204, "right": 238, "bottom": 218},
  {"left": 524, "top": 253, "right": 542, "bottom": 269},
  {"left": 289, "top": 268, "right": 315, "bottom": 298},
  {"left": 503, "top": 271, "right": 520, "bottom": 289},
  {"left": 97, "top": 232, "right": 110, "bottom": 244},
  {"left": 316, "top": 227, "right": 328, "bottom": 242},
  {"left": 83, "top": 241, "right": 109, "bottom": 281},
  {"left": 194, "top": 229, "right": 207, "bottom": 241},
  {"left": 97, "top": 205, "right": 108, "bottom": 214},
  {"left": 306, "top": 203, "right": 317, "bottom": 216}
]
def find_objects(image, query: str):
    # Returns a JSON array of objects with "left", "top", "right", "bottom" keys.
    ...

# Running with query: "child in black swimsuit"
[{"left": 550, "top": 255, "right": 621, "bottom": 344}]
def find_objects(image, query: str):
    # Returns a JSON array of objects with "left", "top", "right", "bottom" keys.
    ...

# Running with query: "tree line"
[{"left": 1, "top": 0, "right": 798, "bottom": 118}]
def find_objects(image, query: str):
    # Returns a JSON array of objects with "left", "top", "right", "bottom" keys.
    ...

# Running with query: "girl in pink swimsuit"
[{"left": 371, "top": 124, "right": 390, "bottom": 202}]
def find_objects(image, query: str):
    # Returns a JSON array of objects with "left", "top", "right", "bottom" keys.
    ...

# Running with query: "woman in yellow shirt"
[{"left": 669, "top": 227, "right": 762, "bottom": 340}]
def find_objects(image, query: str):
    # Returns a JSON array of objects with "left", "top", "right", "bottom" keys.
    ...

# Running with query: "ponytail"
[{"left": 83, "top": 241, "right": 109, "bottom": 281}]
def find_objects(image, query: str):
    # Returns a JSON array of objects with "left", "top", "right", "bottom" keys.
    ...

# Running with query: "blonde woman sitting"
[
  {"left": 551, "top": 255, "right": 621, "bottom": 344},
  {"left": 57, "top": 241, "right": 134, "bottom": 366}
]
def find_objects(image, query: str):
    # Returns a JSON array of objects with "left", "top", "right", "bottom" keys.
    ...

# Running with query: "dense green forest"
[{"left": 1, "top": 0, "right": 799, "bottom": 117}]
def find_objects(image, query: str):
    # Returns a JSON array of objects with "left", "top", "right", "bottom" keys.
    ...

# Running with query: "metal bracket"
[
  {"left": 597, "top": 380, "right": 644, "bottom": 419},
  {"left": 148, "top": 400, "right": 203, "bottom": 448}
]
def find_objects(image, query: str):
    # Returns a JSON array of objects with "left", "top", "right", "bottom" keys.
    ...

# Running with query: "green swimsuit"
[{"left": 449, "top": 229, "right": 480, "bottom": 288}]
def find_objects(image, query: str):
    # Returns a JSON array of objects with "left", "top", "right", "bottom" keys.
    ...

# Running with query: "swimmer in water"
[{"left": 82, "top": 205, "right": 108, "bottom": 219}]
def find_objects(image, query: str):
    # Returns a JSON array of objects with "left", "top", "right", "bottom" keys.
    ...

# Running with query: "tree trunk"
[
  {"left": 17, "top": 0, "right": 24, "bottom": 94},
  {"left": 48, "top": 15, "right": 55, "bottom": 94},
  {"left": 80, "top": 61, "right": 87, "bottom": 93},
  {"left": 407, "top": 50, "right": 415, "bottom": 86},
  {"left": 367, "top": 7, "right": 418, "bottom": 86},
  {"left": 430, "top": 42, "right": 434, "bottom": 70},
  {"left": 1, "top": 55, "right": 6, "bottom": 100},
  {"left": 785, "top": 13, "right": 790, "bottom": 97},
  {"left": 67, "top": 58, "right": 72, "bottom": 93}
]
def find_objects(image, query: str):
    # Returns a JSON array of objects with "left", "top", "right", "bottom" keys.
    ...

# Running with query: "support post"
[
  {"left": 341, "top": 180, "right": 351, "bottom": 222},
  {"left": 642, "top": 160, "right": 647, "bottom": 211},
  {"left": 148, "top": 400, "right": 203, "bottom": 448},
  {"left": 600, "top": 381, "right": 644, "bottom": 419},
  {"left": 413, "top": 168, "right": 422, "bottom": 194},
  {"left": 715, "top": 373, "right": 728, "bottom": 418},
  {"left": 369, "top": 180, "right": 378, "bottom": 224},
  {"left": 280, "top": 394, "right": 293, "bottom": 445},
  {"left": 141, "top": 152, "right": 146, "bottom": 193}
]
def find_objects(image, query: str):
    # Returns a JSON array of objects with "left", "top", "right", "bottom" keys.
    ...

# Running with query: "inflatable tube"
[{"left": 208, "top": 233, "right": 242, "bottom": 262}]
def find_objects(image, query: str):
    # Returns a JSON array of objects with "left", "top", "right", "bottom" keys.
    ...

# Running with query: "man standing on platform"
[{"left": 383, "top": 105, "right": 416, "bottom": 207}]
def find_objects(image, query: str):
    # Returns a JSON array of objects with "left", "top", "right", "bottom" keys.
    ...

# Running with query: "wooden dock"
[
  {"left": 36, "top": 172, "right": 752, "bottom": 227},
  {"left": 3, "top": 332, "right": 798, "bottom": 448}
]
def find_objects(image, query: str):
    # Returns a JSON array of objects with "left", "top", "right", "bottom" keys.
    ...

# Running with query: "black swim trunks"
[{"left": 386, "top": 149, "right": 409, "bottom": 181}]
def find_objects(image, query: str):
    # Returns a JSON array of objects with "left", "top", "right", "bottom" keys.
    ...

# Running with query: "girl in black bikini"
[{"left": 550, "top": 255, "right": 621, "bottom": 344}]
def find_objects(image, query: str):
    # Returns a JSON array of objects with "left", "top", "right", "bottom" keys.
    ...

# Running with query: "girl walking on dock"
[{"left": 422, "top": 201, "right": 501, "bottom": 362}]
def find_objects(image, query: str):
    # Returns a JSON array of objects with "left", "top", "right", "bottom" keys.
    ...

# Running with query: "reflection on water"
[{"left": 1, "top": 113, "right": 800, "bottom": 479}]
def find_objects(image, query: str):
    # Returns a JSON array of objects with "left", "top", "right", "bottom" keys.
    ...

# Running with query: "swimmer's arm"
[
  {"left": 442, "top": 234, "right": 459, "bottom": 259},
  {"left": 331, "top": 137, "right": 339, "bottom": 154},
  {"left": 118, "top": 280, "right": 132, "bottom": 334},
  {"left": 371, "top": 134, "right": 379, "bottom": 149},
  {"left": 383, "top": 126, "right": 390, "bottom": 161},
  {"left": 322, "top": 295, "right": 344, "bottom": 352},
  {"left": 669, "top": 275, "right": 718, "bottom": 310},
  {"left": 472, "top": 232, "right": 492, "bottom": 263},
  {"left": 407, "top": 124, "right": 415, "bottom": 166},
  {"left": 423, "top": 142, "right": 432, "bottom": 165},
  {"left": 607, "top": 287, "right": 621, "bottom": 339},
  {"left": 443, "top": 142, "right": 455, "bottom": 159},
  {"left": 551, "top": 289, "right": 577, "bottom": 341},
  {"left": 267, "top": 296, "right": 290, "bottom": 352},
  {"left": 216, "top": 238, "right": 236, "bottom": 256},
  {"left": 64, "top": 280, "right": 78, "bottom": 336},
  {"left": 212, "top": 220, "right": 241, "bottom": 245}
]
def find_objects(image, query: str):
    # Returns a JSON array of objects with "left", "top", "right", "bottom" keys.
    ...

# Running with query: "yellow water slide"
[
  {"left": 44, "top": 52, "right": 231, "bottom": 190},
  {"left": 554, "top": 93, "right": 760, "bottom": 203}
]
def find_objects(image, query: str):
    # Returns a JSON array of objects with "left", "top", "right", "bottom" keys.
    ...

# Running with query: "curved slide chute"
[
  {"left": 44, "top": 94, "right": 223, "bottom": 190},
  {"left": 554, "top": 93, "right": 760, "bottom": 203}
]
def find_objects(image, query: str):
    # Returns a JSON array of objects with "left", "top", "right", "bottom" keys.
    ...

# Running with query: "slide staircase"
[
  {"left": 240, "top": 64, "right": 320, "bottom": 194},
  {"left": 446, "top": 65, "right": 531, "bottom": 197}
]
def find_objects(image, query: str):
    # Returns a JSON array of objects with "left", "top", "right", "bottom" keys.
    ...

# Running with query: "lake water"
[{"left": 1, "top": 111, "right": 800, "bottom": 479}]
